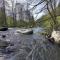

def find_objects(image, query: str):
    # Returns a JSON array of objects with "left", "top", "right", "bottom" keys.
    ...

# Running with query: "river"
[{"left": 0, "top": 27, "right": 60, "bottom": 60}]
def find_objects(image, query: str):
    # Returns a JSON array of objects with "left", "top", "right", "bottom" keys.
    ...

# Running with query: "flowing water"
[{"left": 0, "top": 27, "right": 60, "bottom": 60}]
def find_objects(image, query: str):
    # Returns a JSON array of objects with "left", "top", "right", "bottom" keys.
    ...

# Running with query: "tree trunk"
[{"left": 3, "top": 0, "right": 7, "bottom": 27}]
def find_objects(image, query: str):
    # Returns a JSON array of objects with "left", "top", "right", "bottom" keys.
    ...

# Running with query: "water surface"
[{"left": 0, "top": 27, "right": 60, "bottom": 60}]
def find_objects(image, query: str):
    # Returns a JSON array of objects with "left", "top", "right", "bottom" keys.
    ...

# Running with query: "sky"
[{"left": 0, "top": 0, "right": 59, "bottom": 20}]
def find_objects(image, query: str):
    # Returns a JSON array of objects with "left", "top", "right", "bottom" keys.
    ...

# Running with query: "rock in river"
[
  {"left": 0, "top": 40, "right": 9, "bottom": 48},
  {"left": 0, "top": 27, "right": 8, "bottom": 31}
]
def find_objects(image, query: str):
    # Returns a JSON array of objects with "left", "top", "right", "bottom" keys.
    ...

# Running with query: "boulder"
[
  {"left": 51, "top": 30, "right": 60, "bottom": 44},
  {"left": 0, "top": 27, "right": 8, "bottom": 31}
]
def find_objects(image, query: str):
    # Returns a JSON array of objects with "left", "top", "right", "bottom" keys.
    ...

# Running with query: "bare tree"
[{"left": 26, "top": 0, "right": 58, "bottom": 30}]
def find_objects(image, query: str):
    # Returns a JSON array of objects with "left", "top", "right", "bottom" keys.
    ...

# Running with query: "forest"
[{"left": 0, "top": 0, "right": 60, "bottom": 60}]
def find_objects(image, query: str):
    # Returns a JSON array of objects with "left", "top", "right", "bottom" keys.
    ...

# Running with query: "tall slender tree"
[
  {"left": 2, "top": 0, "right": 7, "bottom": 27},
  {"left": 11, "top": 0, "right": 16, "bottom": 27}
]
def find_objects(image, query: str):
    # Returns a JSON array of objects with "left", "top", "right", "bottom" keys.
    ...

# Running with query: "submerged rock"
[{"left": 2, "top": 35, "right": 6, "bottom": 38}]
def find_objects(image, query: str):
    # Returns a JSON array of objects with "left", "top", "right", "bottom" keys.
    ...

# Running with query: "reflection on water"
[{"left": 0, "top": 27, "right": 60, "bottom": 60}]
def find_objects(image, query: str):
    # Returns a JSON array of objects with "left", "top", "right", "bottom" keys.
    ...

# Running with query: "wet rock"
[
  {"left": 0, "top": 40, "right": 9, "bottom": 48},
  {"left": 0, "top": 27, "right": 8, "bottom": 31}
]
